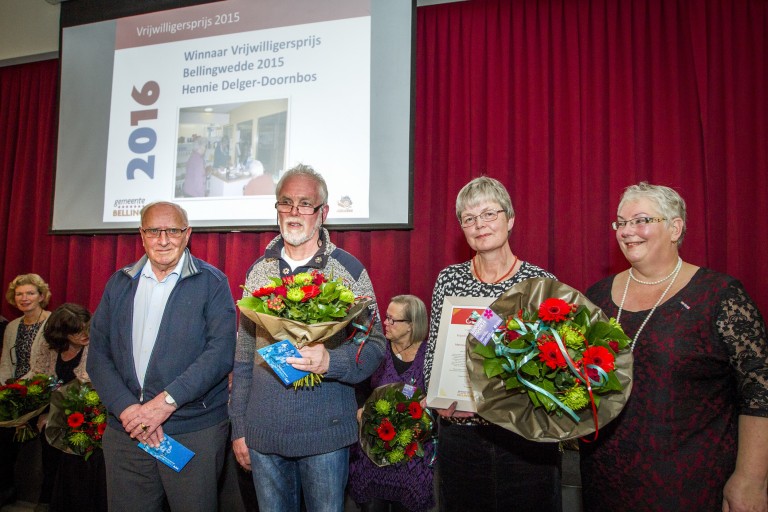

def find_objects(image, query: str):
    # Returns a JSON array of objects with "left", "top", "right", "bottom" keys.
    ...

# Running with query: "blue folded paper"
[
  {"left": 138, "top": 434, "right": 195, "bottom": 472},
  {"left": 258, "top": 339, "right": 309, "bottom": 385}
]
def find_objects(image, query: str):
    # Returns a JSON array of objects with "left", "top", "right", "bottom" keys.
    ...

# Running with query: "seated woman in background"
[
  {"left": 28, "top": 303, "right": 106, "bottom": 512},
  {"left": 348, "top": 294, "right": 435, "bottom": 512}
]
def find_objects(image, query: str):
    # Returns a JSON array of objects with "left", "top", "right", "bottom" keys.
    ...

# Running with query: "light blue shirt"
[{"left": 132, "top": 252, "right": 186, "bottom": 389}]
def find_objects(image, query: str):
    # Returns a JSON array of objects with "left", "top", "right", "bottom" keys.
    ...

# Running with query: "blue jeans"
[{"left": 249, "top": 447, "right": 349, "bottom": 512}]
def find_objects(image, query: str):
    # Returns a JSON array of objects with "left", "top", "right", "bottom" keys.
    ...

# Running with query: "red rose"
[
  {"left": 538, "top": 342, "right": 567, "bottom": 370},
  {"left": 582, "top": 346, "right": 615, "bottom": 373},
  {"left": 300, "top": 285, "right": 321, "bottom": 302},
  {"left": 405, "top": 442, "right": 418, "bottom": 458},
  {"left": 273, "top": 286, "right": 288, "bottom": 298},
  {"left": 376, "top": 419, "right": 396, "bottom": 441},
  {"left": 252, "top": 286, "right": 275, "bottom": 297},
  {"left": 538, "top": 298, "right": 572, "bottom": 323},
  {"left": 408, "top": 402, "right": 423, "bottom": 419},
  {"left": 312, "top": 272, "right": 327, "bottom": 286},
  {"left": 608, "top": 340, "right": 619, "bottom": 353},
  {"left": 67, "top": 412, "right": 85, "bottom": 428},
  {"left": 395, "top": 402, "right": 407, "bottom": 413}
]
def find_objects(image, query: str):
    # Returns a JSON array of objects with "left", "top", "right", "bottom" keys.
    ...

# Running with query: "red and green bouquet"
[
  {"left": 0, "top": 373, "right": 59, "bottom": 441},
  {"left": 467, "top": 277, "right": 634, "bottom": 441},
  {"left": 46, "top": 380, "right": 106, "bottom": 460},
  {"left": 359, "top": 382, "right": 434, "bottom": 467},
  {"left": 238, "top": 270, "right": 373, "bottom": 388}
]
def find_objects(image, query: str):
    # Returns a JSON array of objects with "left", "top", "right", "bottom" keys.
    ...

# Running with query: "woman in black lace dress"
[{"left": 580, "top": 182, "right": 768, "bottom": 512}]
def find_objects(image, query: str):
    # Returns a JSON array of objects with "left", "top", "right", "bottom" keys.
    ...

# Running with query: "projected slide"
[{"left": 53, "top": 0, "right": 413, "bottom": 232}]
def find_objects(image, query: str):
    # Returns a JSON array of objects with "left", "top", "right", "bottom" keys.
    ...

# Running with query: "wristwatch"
[{"left": 163, "top": 391, "right": 177, "bottom": 408}]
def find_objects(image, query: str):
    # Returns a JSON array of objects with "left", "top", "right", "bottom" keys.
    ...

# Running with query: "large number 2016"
[{"left": 126, "top": 81, "right": 160, "bottom": 179}]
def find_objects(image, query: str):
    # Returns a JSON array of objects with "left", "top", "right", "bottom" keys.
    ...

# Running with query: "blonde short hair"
[
  {"left": 6, "top": 273, "right": 51, "bottom": 308},
  {"left": 618, "top": 182, "right": 687, "bottom": 246}
]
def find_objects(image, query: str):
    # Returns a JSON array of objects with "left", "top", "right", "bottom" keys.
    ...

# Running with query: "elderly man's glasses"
[
  {"left": 275, "top": 201, "right": 324, "bottom": 215},
  {"left": 460, "top": 209, "right": 505, "bottom": 228},
  {"left": 141, "top": 227, "right": 189, "bottom": 238},
  {"left": 611, "top": 217, "right": 666, "bottom": 230},
  {"left": 384, "top": 315, "right": 409, "bottom": 325}
]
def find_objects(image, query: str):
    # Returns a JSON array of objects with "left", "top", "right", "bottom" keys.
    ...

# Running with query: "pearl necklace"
[
  {"left": 617, "top": 257, "right": 683, "bottom": 351},
  {"left": 629, "top": 257, "right": 682, "bottom": 285}
]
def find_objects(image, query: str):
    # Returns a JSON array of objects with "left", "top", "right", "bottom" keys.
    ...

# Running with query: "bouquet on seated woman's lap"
[
  {"left": 46, "top": 380, "right": 106, "bottom": 460},
  {"left": 0, "top": 373, "right": 59, "bottom": 441},
  {"left": 238, "top": 270, "right": 373, "bottom": 388},
  {"left": 359, "top": 382, "right": 435, "bottom": 467}
]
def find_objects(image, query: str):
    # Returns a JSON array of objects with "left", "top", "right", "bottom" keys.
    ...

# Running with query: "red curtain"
[{"left": 1, "top": 0, "right": 767, "bottom": 320}]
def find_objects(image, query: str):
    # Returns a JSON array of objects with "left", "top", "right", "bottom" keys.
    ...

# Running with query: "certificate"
[{"left": 426, "top": 296, "right": 493, "bottom": 412}]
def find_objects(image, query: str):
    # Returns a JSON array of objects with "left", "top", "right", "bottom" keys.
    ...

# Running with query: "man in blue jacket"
[{"left": 87, "top": 201, "right": 236, "bottom": 512}]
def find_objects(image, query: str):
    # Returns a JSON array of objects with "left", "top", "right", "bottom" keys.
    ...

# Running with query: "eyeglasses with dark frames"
[
  {"left": 384, "top": 315, "right": 410, "bottom": 325},
  {"left": 275, "top": 201, "right": 324, "bottom": 215}
]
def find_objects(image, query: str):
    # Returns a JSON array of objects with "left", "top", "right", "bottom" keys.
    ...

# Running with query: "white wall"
[{"left": 0, "top": 0, "right": 60, "bottom": 65}]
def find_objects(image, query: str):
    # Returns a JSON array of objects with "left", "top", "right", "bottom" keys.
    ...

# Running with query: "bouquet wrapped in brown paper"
[
  {"left": 466, "top": 277, "right": 633, "bottom": 441},
  {"left": 46, "top": 380, "right": 106, "bottom": 459},
  {"left": 238, "top": 270, "right": 374, "bottom": 387}
]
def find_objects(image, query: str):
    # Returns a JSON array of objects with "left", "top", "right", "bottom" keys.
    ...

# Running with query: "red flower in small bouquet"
[
  {"left": 360, "top": 383, "right": 434, "bottom": 467},
  {"left": 46, "top": 381, "right": 106, "bottom": 460},
  {"left": 238, "top": 270, "right": 373, "bottom": 389},
  {"left": 0, "top": 374, "right": 59, "bottom": 442},
  {"left": 67, "top": 411, "right": 85, "bottom": 428}
]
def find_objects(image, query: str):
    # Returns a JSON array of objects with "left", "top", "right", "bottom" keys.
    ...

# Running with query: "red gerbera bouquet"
[
  {"left": 0, "top": 374, "right": 59, "bottom": 441},
  {"left": 46, "top": 380, "right": 106, "bottom": 460},
  {"left": 467, "top": 277, "right": 634, "bottom": 441},
  {"left": 238, "top": 270, "right": 373, "bottom": 388},
  {"left": 359, "top": 382, "right": 434, "bottom": 467}
]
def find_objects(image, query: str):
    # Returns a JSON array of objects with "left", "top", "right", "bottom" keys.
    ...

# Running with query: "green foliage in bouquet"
[
  {"left": 238, "top": 271, "right": 356, "bottom": 324},
  {"left": 0, "top": 374, "right": 59, "bottom": 441},
  {"left": 473, "top": 297, "right": 631, "bottom": 421},
  {"left": 360, "top": 384, "right": 434, "bottom": 466}
]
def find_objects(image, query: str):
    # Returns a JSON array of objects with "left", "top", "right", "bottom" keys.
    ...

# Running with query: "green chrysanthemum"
[
  {"left": 84, "top": 390, "right": 101, "bottom": 406},
  {"left": 395, "top": 428, "right": 414, "bottom": 446},
  {"left": 68, "top": 431, "right": 90, "bottom": 449},
  {"left": 374, "top": 399, "right": 391, "bottom": 415},
  {"left": 0, "top": 389, "right": 9, "bottom": 399},
  {"left": 26, "top": 385, "right": 43, "bottom": 395},
  {"left": 338, "top": 289, "right": 355, "bottom": 303},
  {"left": 386, "top": 447, "right": 405, "bottom": 464},
  {"left": 286, "top": 288, "right": 305, "bottom": 302},
  {"left": 558, "top": 325, "right": 586, "bottom": 350},
  {"left": 92, "top": 413, "right": 107, "bottom": 424},
  {"left": 293, "top": 272, "right": 314, "bottom": 286},
  {"left": 561, "top": 385, "right": 589, "bottom": 411}
]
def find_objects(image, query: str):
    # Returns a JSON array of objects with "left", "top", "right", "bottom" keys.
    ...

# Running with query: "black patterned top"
[
  {"left": 580, "top": 267, "right": 768, "bottom": 512},
  {"left": 13, "top": 321, "right": 44, "bottom": 378},
  {"left": 424, "top": 260, "right": 555, "bottom": 426}
]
